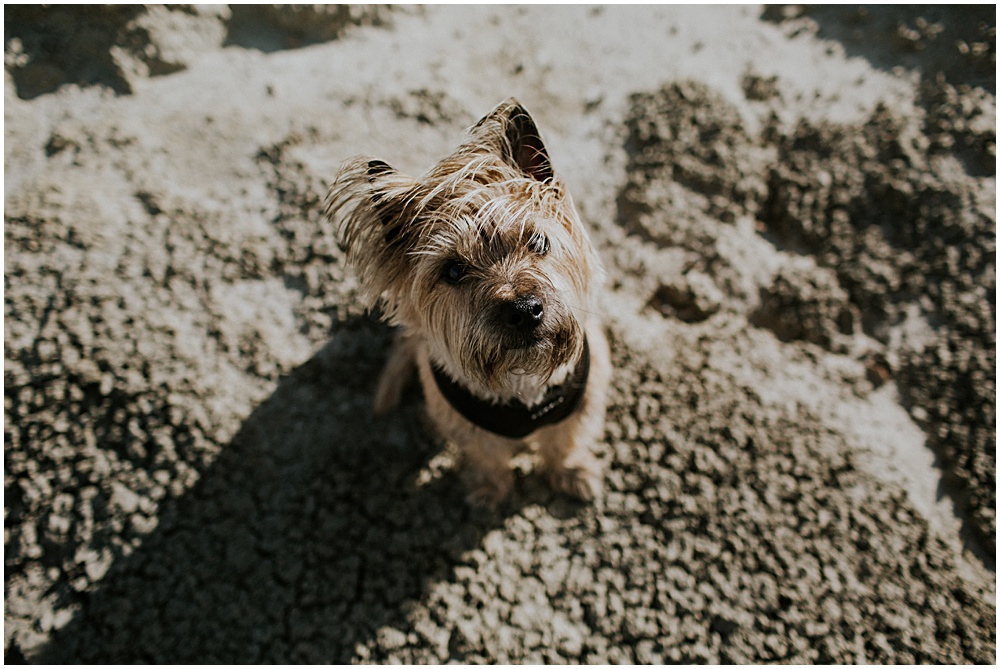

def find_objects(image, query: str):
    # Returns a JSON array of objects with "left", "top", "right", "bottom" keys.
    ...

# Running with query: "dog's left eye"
[
  {"left": 442, "top": 260, "right": 467, "bottom": 285},
  {"left": 529, "top": 234, "right": 549, "bottom": 256}
]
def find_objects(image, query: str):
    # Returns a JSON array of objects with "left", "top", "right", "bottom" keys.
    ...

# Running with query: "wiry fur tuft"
[{"left": 324, "top": 156, "right": 423, "bottom": 322}]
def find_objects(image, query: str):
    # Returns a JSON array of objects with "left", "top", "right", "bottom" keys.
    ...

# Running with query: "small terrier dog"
[{"left": 325, "top": 98, "right": 610, "bottom": 507}]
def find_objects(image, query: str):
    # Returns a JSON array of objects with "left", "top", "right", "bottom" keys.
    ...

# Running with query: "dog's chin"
[
  {"left": 500, "top": 342, "right": 552, "bottom": 377},
  {"left": 502, "top": 330, "right": 544, "bottom": 353},
  {"left": 463, "top": 323, "right": 582, "bottom": 395}
]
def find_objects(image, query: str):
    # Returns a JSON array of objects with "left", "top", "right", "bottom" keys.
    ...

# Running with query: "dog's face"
[{"left": 327, "top": 99, "right": 602, "bottom": 397}]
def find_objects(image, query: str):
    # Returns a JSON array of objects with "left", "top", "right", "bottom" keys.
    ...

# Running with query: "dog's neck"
[
  {"left": 429, "top": 337, "right": 591, "bottom": 440},
  {"left": 423, "top": 338, "right": 579, "bottom": 406}
]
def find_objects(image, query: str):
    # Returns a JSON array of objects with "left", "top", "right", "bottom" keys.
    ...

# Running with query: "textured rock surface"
[{"left": 5, "top": 5, "right": 995, "bottom": 664}]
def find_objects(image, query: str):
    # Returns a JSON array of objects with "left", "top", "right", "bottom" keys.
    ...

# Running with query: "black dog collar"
[{"left": 430, "top": 337, "right": 590, "bottom": 439}]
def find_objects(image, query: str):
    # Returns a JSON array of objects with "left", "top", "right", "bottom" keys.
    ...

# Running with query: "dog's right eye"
[
  {"left": 529, "top": 233, "right": 550, "bottom": 256},
  {"left": 442, "top": 260, "right": 467, "bottom": 285}
]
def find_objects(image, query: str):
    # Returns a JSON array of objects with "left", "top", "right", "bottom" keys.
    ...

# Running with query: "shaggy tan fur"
[{"left": 325, "top": 98, "right": 610, "bottom": 507}]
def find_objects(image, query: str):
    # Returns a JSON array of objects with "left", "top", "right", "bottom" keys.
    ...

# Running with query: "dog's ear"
[
  {"left": 325, "top": 157, "right": 422, "bottom": 316},
  {"left": 474, "top": 98, "right": 554, "bottom": 183}
]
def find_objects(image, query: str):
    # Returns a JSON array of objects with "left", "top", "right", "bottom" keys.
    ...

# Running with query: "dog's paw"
[
  {"left": 546, "top": 458, "right": 601, "bottom": 502},
  {"left": 463, "top": 469, "right": 514, "bottom": 509}
]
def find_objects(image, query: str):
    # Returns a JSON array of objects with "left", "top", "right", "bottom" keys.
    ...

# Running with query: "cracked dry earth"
[{"left": 4, "top": 5, "right": 996, "bottom": 664}]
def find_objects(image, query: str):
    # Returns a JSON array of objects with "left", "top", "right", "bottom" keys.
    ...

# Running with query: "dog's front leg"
[
  {"left": 461, "top": 436, "right": 519, "bottom": 509},
  {"left": 535, "top": 325, "right": 610, "bottom": 502}
]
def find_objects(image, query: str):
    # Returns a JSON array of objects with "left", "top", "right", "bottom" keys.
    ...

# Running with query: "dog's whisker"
[{"left": 567, "top": 303, "right": 610, "bottom": 319}]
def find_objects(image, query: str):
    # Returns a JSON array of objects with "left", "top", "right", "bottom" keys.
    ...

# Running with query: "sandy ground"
[{"left": 4, "top": 4, "right": 996, "bottom": 663}]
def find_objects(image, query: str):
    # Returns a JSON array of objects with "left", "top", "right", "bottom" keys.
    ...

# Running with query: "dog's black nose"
[{"left": 500, "top": 295, "right": 544, "bottom": 332}]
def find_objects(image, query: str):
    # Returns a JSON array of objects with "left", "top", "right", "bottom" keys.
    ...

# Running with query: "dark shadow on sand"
[
  {"left": 31, "top": 315, "right": 555, "bottom": 663},
  {"left": 761, "top": 5, "right": 995, "bottom": 94}
]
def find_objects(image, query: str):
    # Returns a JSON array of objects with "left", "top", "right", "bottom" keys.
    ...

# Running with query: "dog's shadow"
[{"left": 34, "top": 316, "right": 564, "bottom": 663}]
